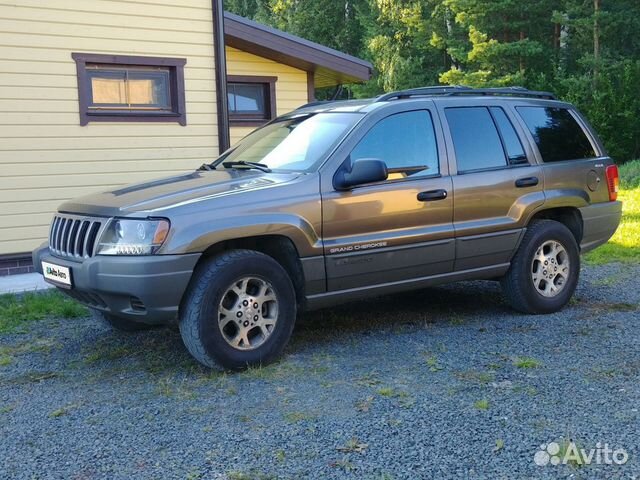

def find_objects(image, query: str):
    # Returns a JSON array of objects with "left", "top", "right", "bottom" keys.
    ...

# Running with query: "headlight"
[{"left": 96, "top": 218, "right": 170, "bottom": 255}]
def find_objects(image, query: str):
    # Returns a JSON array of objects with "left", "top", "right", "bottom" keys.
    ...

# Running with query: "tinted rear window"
[
  {"left": 490, "top": 107, "right": 527, "bottom": 165},
  {"left": 516, "top": 107, "right": 596, "bottom": 162},
  {"left": 445, "top": 107, "right": 506, "bottom": 172}
]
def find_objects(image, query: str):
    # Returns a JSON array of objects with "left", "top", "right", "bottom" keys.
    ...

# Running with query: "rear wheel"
[
  {"left": 179, "top": 250, "right": 296, "bottom": 370},
  {"left": 501, "top": 220, "right": 580, "bottom": 314},
  {"left": 91, "top": 309, "right": 156, "bottom": 332}
]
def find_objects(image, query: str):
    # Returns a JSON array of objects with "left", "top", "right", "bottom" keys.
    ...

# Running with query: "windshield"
[{"left": 214, "top": 112, "right": 362, "bottom": 172}]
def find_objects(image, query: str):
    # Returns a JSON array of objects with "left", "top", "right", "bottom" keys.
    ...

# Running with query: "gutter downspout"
[{"left": 212, "top": 0, "right": 230, "bottom": 154}]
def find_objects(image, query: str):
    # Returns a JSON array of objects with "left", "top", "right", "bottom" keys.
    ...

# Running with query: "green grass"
[
  {"left": 474, "top": 398, "right": 490, "bottom": 410},
  {"left": 376, "top": 387, "right": 396, "bottom": 397},
  {"left": 241, "top": 361, "right": 306, "bottom": 381},
  {"left": 337, "top": 438, "right": 369, "bottom": 454},
  {"left": 514, "top": 356, "right": 542, "bottom": 369},
  {"left": 227, "top": 471, "right": 277, "bottom": 480},
  {"left": 155, "top": 375, "right": 197, "bottom": 400},
  {"left": 585, "top": 160, "right": 640, "bottom": 264},
  {"left": 48, "top": 403, "right": 79, "bottom": 418},
  {"left": 283, "top": 411, "right": 315, "bottom": 423},
  {"left": 454, "top": 369, "right": 495, "bottom": 384},
  {"left": 275, "top": 449, "right": 286, "bottom": 462},
  {"left": 585, "top": 187, "right": 640, "bottom": 264},
  {"left": 424, "top": 354, "right": 444, "bottom": 372},
  {"left": 0, "top": 290, "right": 88, "bottom": 333}
]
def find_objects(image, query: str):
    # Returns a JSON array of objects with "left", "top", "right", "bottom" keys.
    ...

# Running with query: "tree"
[
  {"left": 225, "top": 0, "right": 640, "bottom": 161},
  {"left": 439, "top": 0, "right": 557, "bottom": 86}
]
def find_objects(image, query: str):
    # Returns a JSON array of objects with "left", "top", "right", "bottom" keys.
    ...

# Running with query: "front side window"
[
  {"left": 227, "top": 76, "right": 277, "bottom": 126},
  {"left": 72, "top": 53, "right": 186, "bottom": 126},
  {"left": 516, "top": 107, "right": 596, "bottom": 162},
  {"left": 446, "top": 107, "right": 506, "bottom": 172},
  {"left": 215, "top": 112, "right": 361, "bottom": 172},
  {"left": 350, "top": 110, "right": 439, "bottom": 179}
]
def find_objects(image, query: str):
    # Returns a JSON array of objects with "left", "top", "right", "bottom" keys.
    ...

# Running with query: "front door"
[
  {"left": 440, "top": 103, "right": 545, "bottom": 271},
  {"left": 321, "top": 108, "right": 454, "bottom": 292}
]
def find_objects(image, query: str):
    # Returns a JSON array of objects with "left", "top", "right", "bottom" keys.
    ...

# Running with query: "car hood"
[{"left": 58, "top": 169, "right": 302, "bottom": 217}]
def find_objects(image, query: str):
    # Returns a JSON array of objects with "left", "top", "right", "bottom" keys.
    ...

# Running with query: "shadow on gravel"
[
  {"left": 20, "top": 281, "right": 507, "bottom": 376},
  {"left": 292, "top": 281, "right": 509, "bottom": 348}
]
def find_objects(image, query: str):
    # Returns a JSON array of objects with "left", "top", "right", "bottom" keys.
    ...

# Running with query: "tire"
[
  {"left": 501, "top": 220, "right": 580, "bottom": 314},
  {"left": 91, "top": 309, "right": 156, "bottom": 332},
  {"left": 179, "top": 249, "right": 297, "bottom": 370}
]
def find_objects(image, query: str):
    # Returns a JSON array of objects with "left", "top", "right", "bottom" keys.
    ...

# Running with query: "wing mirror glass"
[{"left": 334, "top": 158, "right": 388, "bottom": 190}]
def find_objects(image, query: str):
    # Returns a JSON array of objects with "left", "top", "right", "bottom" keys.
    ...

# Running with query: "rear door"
[
  {"left": 439, "top": 102, "right": 545, "bottom": 271},
  {"left": 514, "top": 105, "right": 611, "bottom": 205},
  {"left": 321, "top": 106, "right": 454, "bottom": 291}
]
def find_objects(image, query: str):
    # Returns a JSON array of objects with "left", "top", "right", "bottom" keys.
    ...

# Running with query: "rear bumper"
[
  {"left": 579, "top": 201, "right": 623, "bottom": 253},
  {"left": 33, "top": 244, "right": 200, "bottom": 324}
]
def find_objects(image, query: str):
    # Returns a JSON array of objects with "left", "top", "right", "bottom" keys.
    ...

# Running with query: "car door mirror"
[{"left": 334, "top": 158, "right": 388, "bottom": 190}]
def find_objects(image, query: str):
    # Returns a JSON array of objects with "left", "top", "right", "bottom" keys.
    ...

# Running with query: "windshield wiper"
[
  {"left": 222, "top": 161, "right": 272, "bottom": 173},
  {"left": 198, "top": 163, "right": 216, "bottom": 171}
]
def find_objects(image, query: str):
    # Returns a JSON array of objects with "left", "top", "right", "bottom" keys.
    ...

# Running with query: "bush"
[{"left": 619, "top": 159, "right": 640, "bottom": 189}]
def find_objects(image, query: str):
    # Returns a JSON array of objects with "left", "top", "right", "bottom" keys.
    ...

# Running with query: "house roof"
[{"left": 224, "top": 12, "right": 373, "bottom": 88}]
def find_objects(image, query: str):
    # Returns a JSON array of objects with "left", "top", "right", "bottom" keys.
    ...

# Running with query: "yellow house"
[{"left": 0, "top": 1, "right": 371, "bottom": 275}]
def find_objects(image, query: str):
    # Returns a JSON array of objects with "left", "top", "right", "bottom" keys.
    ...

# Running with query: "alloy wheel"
[
  {"left": 531, "top": 240, "right": 571, "bottom": 298},
  {"left": 217, "top": 276, "right": 279, "bottom": 350}
]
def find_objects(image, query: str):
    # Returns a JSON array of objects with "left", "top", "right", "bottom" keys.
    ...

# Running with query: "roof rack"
[{"left": 377, "top": 85, "right": 556, "bottom": 101}]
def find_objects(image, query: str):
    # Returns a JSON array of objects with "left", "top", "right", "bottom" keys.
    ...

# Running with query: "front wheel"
[
  {"left": 179, "top": 250, "right": 296, "bottom": 370},
  {"left": 501, "top": 220, "right": 580, "bottom": 314}
]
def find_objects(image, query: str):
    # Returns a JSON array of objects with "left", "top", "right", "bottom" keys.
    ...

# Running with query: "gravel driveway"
[{"left": 1, "top": 263, "right": 639, "bottom": 479}]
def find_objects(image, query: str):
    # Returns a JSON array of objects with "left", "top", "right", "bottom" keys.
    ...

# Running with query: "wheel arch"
[
  {"left": 197, "top": 234, "right": 307, "bottom": 309},
  {"left": 529, "top": 207, "right": 584, "bottom": 247}
]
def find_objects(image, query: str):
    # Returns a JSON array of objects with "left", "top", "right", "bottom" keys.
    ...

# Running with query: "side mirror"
[{"left": 334, "top": 158, "right": 388, "bottom": 190}]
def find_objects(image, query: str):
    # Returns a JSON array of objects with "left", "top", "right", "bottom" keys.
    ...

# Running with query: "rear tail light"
[{"left": 605, "top": 165, "right": 620, "bottom": 201}]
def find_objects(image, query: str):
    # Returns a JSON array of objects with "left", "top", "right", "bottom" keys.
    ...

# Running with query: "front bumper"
[
  {"left": 579, "top": 201, "right": 623, "bottom": 253},
  {"left": 33, "top": 244, "right": 200, "bottom": 324}
]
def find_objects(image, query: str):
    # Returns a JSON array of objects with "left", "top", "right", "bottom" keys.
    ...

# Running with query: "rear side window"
[
  {"left": 351, "top": 110, "right": 439, "bottom": 178},
  {"left": 516, "top": 107, "right": 596, "bottom": 162},
  {"left": 490, "top": 107, "right": 527, "bottom": 165},
  {"left": 445, "top": 107, "right": 506, "bottom": 172}
]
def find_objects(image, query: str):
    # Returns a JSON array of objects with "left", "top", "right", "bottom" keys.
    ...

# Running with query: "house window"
[
  {"left": 227, "top": 75, "right": 277, "bottom": 126},
  {"left": 72, "top": 53, "right": 187, "bottom": 126}
]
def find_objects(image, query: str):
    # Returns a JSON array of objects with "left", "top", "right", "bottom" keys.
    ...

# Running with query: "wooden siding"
[
  {"left": 226, "top": 46, "right": 308, "bottom": 145},
  {"left": 0, "top": 0, "right": 218, "bottom": 255}
]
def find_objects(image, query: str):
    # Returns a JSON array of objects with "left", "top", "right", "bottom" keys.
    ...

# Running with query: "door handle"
[
  {"left": 515, "top": 176, "right": 539, "bottom": 188},
  {"left": 417, "top": 189, "right": 448, "bottom": 202}
]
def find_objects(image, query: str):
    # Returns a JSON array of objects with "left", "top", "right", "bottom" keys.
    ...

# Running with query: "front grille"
[{"left": 49, "top": 214, "right": 104, "bottom": 259}]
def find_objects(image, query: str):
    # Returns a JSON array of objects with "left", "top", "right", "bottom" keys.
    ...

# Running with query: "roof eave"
[{"left": 224, "top": 12, "right": 372, "bottom": 86}]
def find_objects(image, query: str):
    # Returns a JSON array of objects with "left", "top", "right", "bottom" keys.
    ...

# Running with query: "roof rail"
[
  {"left": 376, "top": 86, "right": 472, "bottom": 101},
  {"left": 377, "top": 85, "right": 556, "bottom": 101}
]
